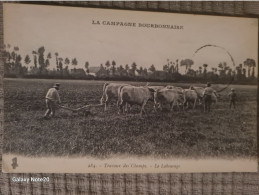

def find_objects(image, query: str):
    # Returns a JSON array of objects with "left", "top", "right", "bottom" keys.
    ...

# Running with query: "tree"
[
  {"left": 10, "top": 51, "right": 16, "bottom": 63},
  {"left": 244, "top": 59, "right": 250, "bottom": 78},
  {"left": 223, "top": 63, "right": 229, "bottom": 77},
  {"left": 117, "top": 65, "right": 124, "bottom": 77},
  {"left": 211, "top": 68, "right": 215, "bottom": 75},
  {"left": 214, "top": 68, "right": 218, "bottom": 75},
  {"left": 143, "top": 68, "right": 148, "bottom": 76},
  {"left": 131, "top": 62, "right": 137, "bottom": 76},
  {"left": 125, "top": 64, "right": 129, "bottom": 76},
  {"left": 180, "top": 59, "right": 194, "bottom": 74},
  {"left": 11, "top": 47, "right": 19, "bottom": 66},
  {"left": 45, "top": 52, "right": 52, "bottom": 68},
  {"left": 111, "top": 60, "right": 116, "bottom": 76},
  {"left": 227, "top": 68, "right": 232, "bottom": 77},
  {"left": 232, "top": 70, "right": 236, "bottom": 78},
  {"left": 100, "top": 64, "right": 105, "bottom": 71},
  {"left": 175, "top": 59, "right": 179, "bottom": 73},
  {"left": 250, "top": 59, "right": 256, "bottom": 78},
  {"left": 14, "top": 54, "right": 24, "bottom": 76},
  {"left": 218, "top": 62, "right": 228, "bottom": 78},
  {"left": 2, "top": 45, "right": 15, "bottom": 76},
  {"left": 47, "top": 52, "right": 52, "bottom": 59},
  {"left": 16, "top": 54, "right": 22, "bottom": 63},
  {"left": 45, "top": 59, "right": 50, "bottom": 68},
  {"left": 6, "top": 50, "right": 11, "bottom": 62},
  {"left": 105, "top": 60, "right": 110, "bottom": 70},
  {"left": 96, "top": 64, "right": 106, "bottom": 77},
  {"left": 187, "top": 69, "right": 196, "bottom": 77},
  {"left": 169, "top": 64, "right": 175, "bottom": 74},
  {"left": 32, "top": 51, "right": 38, "bottom": 68},
  {"left": 167, "top": 59, "right": 170, "bottom": 66},
  {"left": 203, "top": 64, "right": 208, "bottom": 78},
  {"left": 136, "top": 66, "right": 143, "bottom": 76},
  {"left": 198, "top": 66, "right": 202, "bottom": 75},
  {"left": 235, "top": 64, "right": 242, "bottom": 80},
  {"left": 125, "top": 64, "right": 129, "bottom": 71},
  {"left": 63, "top": 65, "right": 69, "bottom": 76},
  {"left": 3, "top": 48, "right": 11, "bottom": 74},
  {"left": 84, "top": 61, "right": 89, "bottom": 69},
  {"left": 244, "top": 58, "right": 256, "bottom": 78},
  {"left": 242, "top": 68, "right": 246, "bottom": 77},
  {"left": 163, "top": 64, "right": 169, "bottom": 72},
  {"left": 149, "top": 64, "right": 156, "bottom": 72},
  {"left": 14, "top": 46, "right": 19, "bottom": 62},
  {"left": 171, "top": 62, "right": 175, "bottom": 73},
  {"left": 38, "top": 46, "right": 46, "bottom": 73},
  {"left": 65, "top": 58, "right": 70, "bottom": 68},
  {"left": 55, "top": 52, "right": 59, "bottom": 70},
  {"left": 71, "top": 58, "right": 78, "bottom": 70},
  {"left": 24, "top": 55, "right": 31, "bottom": 66},
  {"left": 58, "top": 57, "right": 63, "bottom": 72},
  {"left": 104, "top": 61, "right": 110, "bottom": 76},
  {"left": 85, "top": 61, "right": 90, "bottom": 74},
  {"left": 14, "top": 46, "right": 19, "bottom": 52}
]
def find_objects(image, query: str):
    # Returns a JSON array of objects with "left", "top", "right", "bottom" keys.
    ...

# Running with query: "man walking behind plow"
[{"left": 44, "top": 83, "right": 61, "bottom": 119}]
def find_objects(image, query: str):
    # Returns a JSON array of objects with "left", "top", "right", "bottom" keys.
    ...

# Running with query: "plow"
[{"left": 58, "top": 103, "right": 104, "bottom": 115}]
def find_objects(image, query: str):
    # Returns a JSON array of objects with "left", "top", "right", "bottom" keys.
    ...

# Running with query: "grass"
[{"left": 3, "top": 78, "right": 257, "bottom": 159}]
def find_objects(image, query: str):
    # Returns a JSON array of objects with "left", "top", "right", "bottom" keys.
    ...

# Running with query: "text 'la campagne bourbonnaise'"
[{"left": 92, "top": 20, "right": 184, "bottom": 30}]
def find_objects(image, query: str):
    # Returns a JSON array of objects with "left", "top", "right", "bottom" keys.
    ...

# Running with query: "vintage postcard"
[{"left": 2, "top": 3, "right": 258, "bottom": 173}]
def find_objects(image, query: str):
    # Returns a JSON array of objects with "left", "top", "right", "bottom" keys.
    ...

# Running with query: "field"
[{"left": 3, "top": 78, "right": 257, "bottom": 159}]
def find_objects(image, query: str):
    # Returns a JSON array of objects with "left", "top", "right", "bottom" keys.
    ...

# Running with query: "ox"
[
  {"left": 154, "top": 88, "right": 185, "bottom": 112},
  {"left": 118, "top": 86, "right": 154, "bottom": 116},
  {"left": 100, "top": 82, "right": 130, "bottom": 111},
  {"left": 166, "top": 85, "right": 184, "bottom": 93},
  {"left": 183, "top": 89, "right": 198, "bottom": 109},
  {"left": 144, "top": 85, "right": 165, "bottom": 111},
  {"left": 146, "top": 86, "right": 166, "bottom": 111},
  {"left": 147, "top": 85, "right": 165, "bottom": 91},
  {"left": 145, "top": 82, "right": 165, "bottom": 92}
]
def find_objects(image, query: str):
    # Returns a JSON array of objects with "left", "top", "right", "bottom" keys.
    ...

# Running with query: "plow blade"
[{"left": 59, "top": 104, "right": 103, "bottom": 112}]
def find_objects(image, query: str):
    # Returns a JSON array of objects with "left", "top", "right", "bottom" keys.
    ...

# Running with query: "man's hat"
[
  {"left": 53, "top": 83, "right": 60, "bottom": 88},
  {"left": 231, "top": 88, "right": 235, "bottom": 91}
]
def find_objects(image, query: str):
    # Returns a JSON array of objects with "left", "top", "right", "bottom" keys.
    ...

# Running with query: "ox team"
[
  {"left": 44, "top": 82, "right": 235, "bottom": 118},
  {"left": 99, "top": 82, "right": 233, "bottom": 116}
]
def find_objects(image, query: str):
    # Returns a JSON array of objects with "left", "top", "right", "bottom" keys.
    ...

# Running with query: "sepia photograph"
[{"left": 2, "top": 3, "right": 258, "bottom": 173}]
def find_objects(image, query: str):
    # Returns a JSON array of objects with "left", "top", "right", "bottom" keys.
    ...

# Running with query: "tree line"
[{"left": 2, "top": 44, "right": 257, "bottom": 84}]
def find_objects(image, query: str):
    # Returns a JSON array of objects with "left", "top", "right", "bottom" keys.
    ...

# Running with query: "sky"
[{"left": 3, "top": 3, "right": 258, "bottom": 75}]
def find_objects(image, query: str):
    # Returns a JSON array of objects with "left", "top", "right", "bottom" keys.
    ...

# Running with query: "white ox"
[
  {"left": 100, "top": 82, "right": 130, "bottom": 111},
  {"left": 182, "top": 89, "right": 198, "bottom": 109},
  {"left": 147, "top": 85, "right": 165, "bottom": 91},
  {"left": 154, "top": 88, "right": 185, "bottom": 112},
  {"left": 118, "top": 86, "right": 154, "bottom": 116},
  {"left": 145, "top": 86, "right": 166, "bottom": 111},
  {"left": 166, "top": 85, "right": 184, "bottom": 93}
]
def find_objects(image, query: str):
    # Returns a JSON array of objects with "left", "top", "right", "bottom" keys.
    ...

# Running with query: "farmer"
[
  {"left": 203, "top": 82, "right": 214, "bottom": 112},
  {"left": 228, "top": 88, "right": 237, "bottom": 109},
  {"left": 44, "top": 83, "right": 61, "bottom": 118}
]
